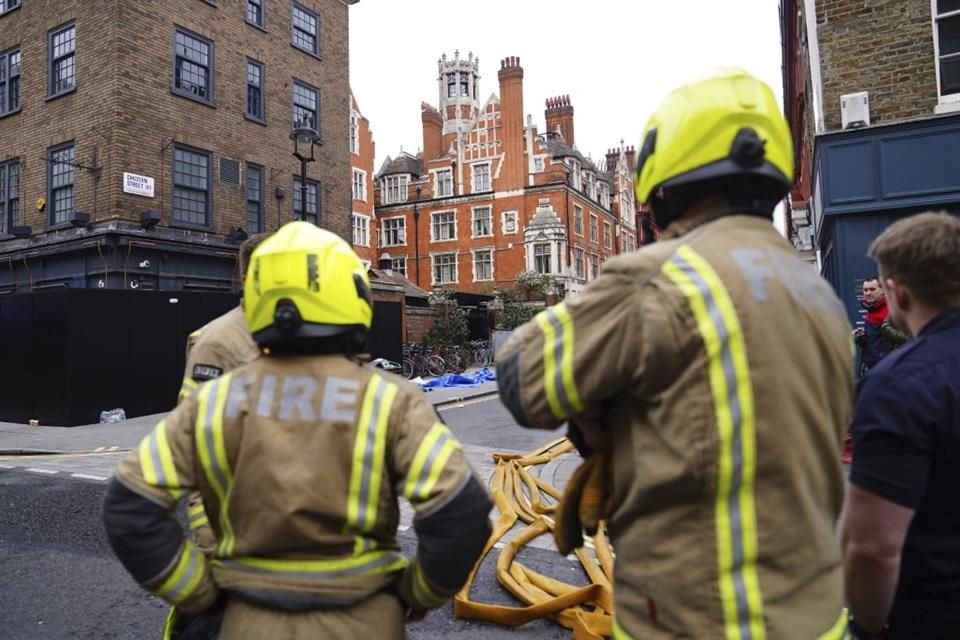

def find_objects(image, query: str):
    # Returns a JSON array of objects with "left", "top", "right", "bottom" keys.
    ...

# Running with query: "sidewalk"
[{"left": 0, "top": 367, "right": 499, "bottom": 455}]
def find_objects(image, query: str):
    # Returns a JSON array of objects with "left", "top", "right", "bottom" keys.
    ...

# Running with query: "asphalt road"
[{"left": 0, "top": 397, "right": 581, "bottom": 639}]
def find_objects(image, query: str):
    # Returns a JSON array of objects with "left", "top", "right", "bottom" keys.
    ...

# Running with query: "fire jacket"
[
  {"left": 497, "top": 208, "right": 855, "bottom": 639},
  {"left": 103, "top": 354, "right": 493, "bottom": 615},
  {"left": 178, "top": 306, "right": 260, "bottom": 402}
]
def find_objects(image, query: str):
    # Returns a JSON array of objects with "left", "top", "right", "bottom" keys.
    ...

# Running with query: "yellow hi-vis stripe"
[
  {"left": 216, "top": 549, "right": 408, "bottom": 580},
  {"left": 817, "top": 610, "right": 850, "bottom": 639},
  {"left": 196, "top": 375, "right": 237, "bottom": 556},
  {"left": 403, "top": 422, "right": 462, "bottom": 502},
  {"left": 178, "top": 378, "right": 198, "bottom": 401},
  {"left": 188, "top": 502, "right": 209, "bottom": 530},
  {"left": 346, "top": 377, "right": 397, "bottom": 548},
  {"left": 412, "top": 560, "right": 447, "bottom": 608},
  {"left": 662, "top": 244, "right": 765, "bottom": 640},
  {"left": 612, "top": 618, "right": 631, "bottom": 639},
  {"left": 154, "top": 543, "right": 206, "bottom": 605},
  {"left": 534, "top": 303, "right": 584, "bottom": 420},
  {"left": 139, "top": 420, "right": 184, "bottom": 499}
]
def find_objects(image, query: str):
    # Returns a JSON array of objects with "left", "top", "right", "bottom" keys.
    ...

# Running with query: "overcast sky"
[
  {"left": 348, "top": 0, "right": 787, "bottom": 232},
  {"left": 349, "top": 0, "right": 785, "bottom": 170}
]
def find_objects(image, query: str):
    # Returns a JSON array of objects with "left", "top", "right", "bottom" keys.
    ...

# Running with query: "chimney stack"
[
  {"left": 624, "top": 145, "right": 637, "bottom": 174},
  {"left": 498, "top": 56, "right": 525, "bottom": 191},
  {"left": 421, "top": 102, "right": 442, "bottom": 162},
  {"left": 545, "top": 95, "right": 575, "bottom": 146}
]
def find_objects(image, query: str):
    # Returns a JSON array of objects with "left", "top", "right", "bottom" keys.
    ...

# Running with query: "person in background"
[{"left": 842, "top": 211, "right": 960, "bottom": 639}]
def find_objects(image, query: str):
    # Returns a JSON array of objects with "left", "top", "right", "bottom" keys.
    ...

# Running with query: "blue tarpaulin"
[{"left": 419, "top": 367, "right": 497, "bottom": 389}]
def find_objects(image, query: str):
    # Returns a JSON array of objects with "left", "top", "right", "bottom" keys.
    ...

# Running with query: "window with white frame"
[
  {"left": 431, "top": 210, "right": 456, "bottom": 241},
  {"left": 502, "top": 210, "right": 518, "bottom": 234},
  {"left": 568, "top": 159, "right": 582, "bottom": 190},
  {"left": 533, "top": 157, "right": 544, "bottom": 172},
  {"left": 534, "top": 243, "right": 552, "bottom": 274},
  {"left": 473, "top": 249, "right": 493, "bottom": 281},
  {"left": 435, "top": 168, "right": 453, "bottom": 197},
  {"left": 381, "top": 175, "right": 408, "bottom": 204},
  {"left": 935, "top": 0, "right": 960, "bottom": 103},
  {"left": 433, "top": 253, "right": 457, "bottom": 284},
  {"left": 586, "top": 172, "right": 596, "bottom": 200},
  {"left": 352, "top": 168, "right": 366, "bottom": 201},
  {"left": 382, "top": 217, "right": 406, "bottom": 246},
  {"left": 603, "top": 221, "right": 612, "bottom": 249},
  {"left": 391, "top": 256, "right": 407, "bottom": 277},
  {"left": 472, "top": 206, "right": 492, "bottom": 237},
  {"left": 573, "top": 205, "right": 583, "bottom": 235},
  {"left": 574, "top": 247, "right": 585, "bottom": 278},
  {"left": 590, "top": 253, "right": 599, "bottom": 279},
  {"left": 352, "top": 213, "right": 369, "bottom": 247},
  {"left": 350, "top": 113, "right": 359, "bottom": 154},
  {"left": 472, "top": 163, "right": 490, "bottom": 192},
  {"left": 599, "top": 182, "right": 610, "bottom": 209},
  {"left": 590, "top": 214, "right": 599, "bottom": 243}
]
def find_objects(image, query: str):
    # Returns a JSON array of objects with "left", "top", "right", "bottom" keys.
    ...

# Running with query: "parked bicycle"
[
  {"left": 469, "top": 339, "right": 494, "bottom": 367},
  {"left": 401, "top": 342, "right": 446, "bottom": 379}
]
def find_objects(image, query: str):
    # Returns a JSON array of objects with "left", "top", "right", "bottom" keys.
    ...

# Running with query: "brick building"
[
  {"left": 781, "top": 0, "right": 960, "bottom": 321},
  {"left": 372, "top": 52, "right": 638, "bottom": 297},
  {"left": 0, "top": 0, "right": 357, "bottom": 293},
  {"left": 349, "top": 92, "right": 377, "bottom": 266}
]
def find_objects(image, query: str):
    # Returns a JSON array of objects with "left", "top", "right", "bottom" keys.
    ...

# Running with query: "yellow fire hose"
[{"left": 453, "top": 438, "right": 614, "bottom": 639}]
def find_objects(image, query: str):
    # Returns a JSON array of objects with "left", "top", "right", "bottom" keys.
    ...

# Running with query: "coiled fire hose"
[{"left": 453, "top": 438, "right": 615, "bottom": 639}]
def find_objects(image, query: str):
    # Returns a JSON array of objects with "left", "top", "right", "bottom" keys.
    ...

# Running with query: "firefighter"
[
  {"left": 103, "top": 221, "right": 493, "bottom": 639},
  {"left": 496, "top": 68, "right": 855, "bottom": 639},
  {"left": 177, "top": 233, "right": 268, "bottom": 404}
]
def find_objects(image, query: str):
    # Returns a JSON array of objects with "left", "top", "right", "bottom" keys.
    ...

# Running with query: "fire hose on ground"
[{"left": 453, "top": 437, "right": 615, "bottom": 639}]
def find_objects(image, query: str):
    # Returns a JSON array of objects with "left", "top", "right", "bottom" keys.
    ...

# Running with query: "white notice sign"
[{"left": 123, "top": 172, "right": 155, "bottom": 198}]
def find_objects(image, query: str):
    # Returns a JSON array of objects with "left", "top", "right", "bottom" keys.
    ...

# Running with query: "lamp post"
[
  {"left": 413, "top": 186, "right": 422, "bottom": 285},
  {"left": 291, "top": 126, "right": 321, "bottom": 224}
]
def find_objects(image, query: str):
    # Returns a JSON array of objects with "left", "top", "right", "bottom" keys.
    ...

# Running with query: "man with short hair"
[
  {"left": 855, "top": 276, "right": 892, "bottom": 375},
  {"left": 842, "top": 211, "right": 960, "bottom": 639}
]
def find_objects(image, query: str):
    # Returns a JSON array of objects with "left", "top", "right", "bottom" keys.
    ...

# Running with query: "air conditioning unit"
[{"left": 841, "top": 91, "right": 870, "bottom": 130}]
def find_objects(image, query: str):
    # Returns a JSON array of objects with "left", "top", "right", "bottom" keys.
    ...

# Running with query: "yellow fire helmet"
[
  {"left": 243, "top": 221, "right": 373, "bottom": 347},
  {"left": 634, "top": 68, "right": 793, "bottom": 226}
]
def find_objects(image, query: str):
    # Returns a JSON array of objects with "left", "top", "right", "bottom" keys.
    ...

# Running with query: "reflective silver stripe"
[
  {"left": 201, "top": 377, "right": 229, "bottom": 496},
  {"left": 545, "top": 307, "right": 577, "bottom": 417},
  {"left": 355, "top": 379, "right": 387, "bottom": 530},
  {"left": 217, "top": 551, "right": 407, "bottom": 581},
  {"left": 409, "top": 430, "right": 454, "bottom": 499},
  {"left": 146, "top": 428, "right": 168, "bottom": 488},
  {"left": 672, "top": 253, "right": 753, "bottom": 639}
]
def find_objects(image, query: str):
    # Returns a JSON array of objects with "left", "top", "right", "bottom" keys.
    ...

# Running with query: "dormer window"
[{"left": 568, "top": 160, "right": 582, "bottom": 190}]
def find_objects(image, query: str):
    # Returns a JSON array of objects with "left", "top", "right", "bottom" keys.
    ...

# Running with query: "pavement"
[{"left": 0, "top": 366, "right": 500, "bottom": 455}]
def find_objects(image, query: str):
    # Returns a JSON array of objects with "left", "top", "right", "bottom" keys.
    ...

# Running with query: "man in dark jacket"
[
  {"left": 842, "top": 211, "right": 960, "bottom": 639},
  {"left": 855, "top": 277, "right": 891, "bottom": 374}
]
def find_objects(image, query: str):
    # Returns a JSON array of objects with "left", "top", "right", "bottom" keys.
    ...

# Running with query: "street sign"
[{"left": 123, "top": 172, "right": 155, "bottom": 198}]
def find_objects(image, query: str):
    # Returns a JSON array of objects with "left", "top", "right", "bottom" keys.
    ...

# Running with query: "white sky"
[{"left": 348, "top": 0, "right": 787, "bottom": 232}]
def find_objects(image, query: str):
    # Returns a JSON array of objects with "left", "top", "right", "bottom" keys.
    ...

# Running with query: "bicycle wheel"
[
  {"left": 427, "top": 356, "right": 446, "bottom": 377},
  {"left": 402, "top": 358, "right": 416, "bottom": 379}
]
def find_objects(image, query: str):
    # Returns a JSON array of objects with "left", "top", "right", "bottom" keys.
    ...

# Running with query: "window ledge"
[
  {"left": 171, "top": 88, "right": 216, "bottom": 108},
  {"left": 245, "top": 20, "right": 268, "bottom": 33},
  {"left": 244, "top": 114, "right": 267, "bottom": 126},
  {"left": 0, "top": 107, "right": 21, "bottom": 120},
  {"left": 0, "top": 5, "right": 21, "bottom": 18},
  {"left": 169, "top": 221, "right": 213, "bottom": 232},
  {"left": 46, "top": 87, "right": 77, "bottom": 102},
  {"left": 291, "top": 43, "right": 322, "bottom": 61},
  {"left": 934, "top": 101, "right": 960, "bottom": 115}
]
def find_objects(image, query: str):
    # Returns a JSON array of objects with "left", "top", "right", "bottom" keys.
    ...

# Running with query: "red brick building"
[
  {"left": 349, "top": 92, "right": 377, "bottom": 266},
  {"left": 372, "top": 52, "right": 638, "bottom": 297}
]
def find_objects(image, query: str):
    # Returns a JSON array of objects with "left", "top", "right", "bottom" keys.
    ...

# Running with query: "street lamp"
[
  {"left": 413, "top": 186, "right": 422, "bottom": 285},
  {"left": 291, "top": 125, "right": 321, "bottom": 224}
]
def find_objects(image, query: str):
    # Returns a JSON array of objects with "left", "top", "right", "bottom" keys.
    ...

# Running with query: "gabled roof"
[{"left": 376, "top": 151, "right": 423, "bottom": 179}]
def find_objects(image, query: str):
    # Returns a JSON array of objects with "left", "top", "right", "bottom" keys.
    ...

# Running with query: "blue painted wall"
[{"left": 813, "top": 114, "right": 960, "bottom": 325}]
